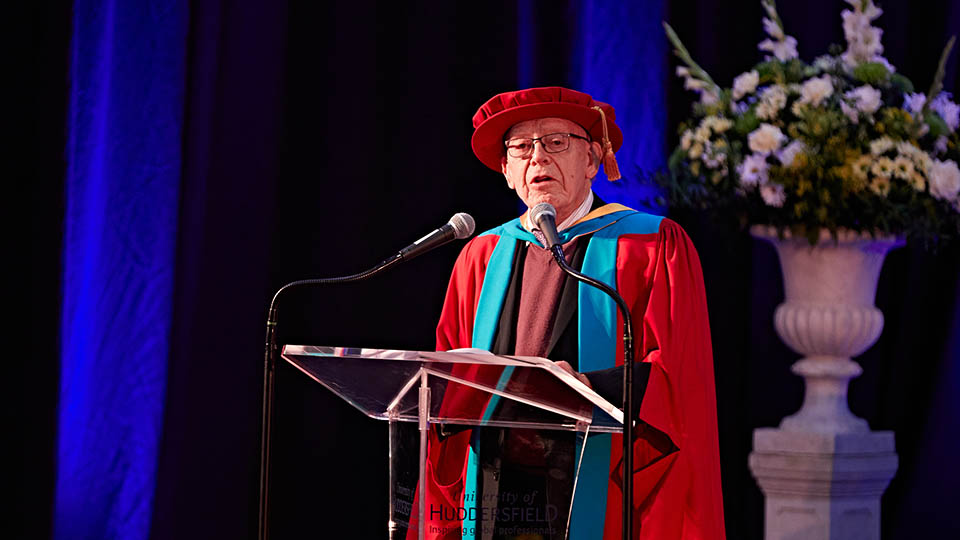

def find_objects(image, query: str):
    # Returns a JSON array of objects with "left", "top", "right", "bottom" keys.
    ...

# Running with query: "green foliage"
[
  {"left": 852, "top": 62, "right": 891, "bottom": 85},
  {"left": 890, "top": 73, "right": 915, "bottom": 94},
  {"left": 924, "top": 112, "right": 951, "bottom": 138}
]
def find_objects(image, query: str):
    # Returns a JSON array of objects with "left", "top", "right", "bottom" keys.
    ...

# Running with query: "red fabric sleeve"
[{"left": 604, "top": 219, "right": 725, "bottom": 540}]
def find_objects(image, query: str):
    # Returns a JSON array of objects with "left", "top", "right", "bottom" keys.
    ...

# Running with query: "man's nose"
[{"left": 530, "top": 140, "right": 552, "bottom": 164}]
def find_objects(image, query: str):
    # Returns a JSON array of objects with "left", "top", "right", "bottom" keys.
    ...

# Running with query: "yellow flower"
[
  {"left": 702, "top": 115, "right": 732, "bottom": 134},
  {"left": 870, "top": 157, "right": 894, "bottom": 177},
  {"left": 892, "top": 156, "right": 915, "bottom": 179},
  {"left": 908, "top": 171, "right": 926, "bottom": 192},
  {"left": 851, "top": 155, "right": 872, "bottom": 181},
  {"left": 846, "top": 174, "right": 868, "bottom": 192},
  {"left": 793, "top": 201, "right": 808, "bottom": 218},
  {"left": 869, "top": 176, "right": 891, "bottom": 196},
  {"left": 689, "top": 142, "right": 704, "bottom": 159}
]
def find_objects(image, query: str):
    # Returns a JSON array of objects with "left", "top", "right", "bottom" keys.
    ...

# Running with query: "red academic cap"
[{"left": 470, "top": 86, "right": 623, "bottom": 180}]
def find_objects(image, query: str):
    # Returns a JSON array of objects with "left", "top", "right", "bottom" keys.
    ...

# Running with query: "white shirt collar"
[{"left": 524, "top": 190, "right": 594, "bottom": 232}]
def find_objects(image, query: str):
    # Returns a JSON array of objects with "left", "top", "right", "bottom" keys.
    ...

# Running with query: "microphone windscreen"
[
  {"left": 530, "top": 203, "right": 557, "bottom": 225},
  {"left": 449, "top": 213, "right": 476, "bottom": 239}
]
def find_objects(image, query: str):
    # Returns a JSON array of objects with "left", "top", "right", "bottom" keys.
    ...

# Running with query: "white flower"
[
  {"left": 732, "top": 70, "right": 760, "bottom": 100},
  {"left": 841, "top": 1, "right": 888, "bottom": 68},
  {"left": 798, "top": 75, "right": 834, "bottom": 107},
  {"left": 737, "top": 153, "right": 769, "bottom": 187},
  {"left": 759, "top": 36, "right": 799, "bottom": 62},
  {"left": 845, "top": 0, "right": 882, "bottom": 19},
  {"left": 894, "top": 141, "right": 933, "bottom": 172},
  {"left": 896, "top": 141, "right": 921, "bottom": 159},
  {"left": 684, "top": 77, "right": 708, "bottom": 91},
  {"left": 756, "top": 85, "right": 788, "bottom": 120},
  {"left": 777, "top": 140, "right": 806, "bottom": 167},
  {"left": 680, "top": 130, "right": 694, "bottom": 151},
  {"left": 703, "top": 151, "right": 727, "bottom": 170},
  {"left": 928, "top": 159, "right": 960, "bottom": 201},
  {"left": 931, "top": 93, "right": 960, "bottom": 132},
  {"left": 841, "top": 101, "right": 860, "bottom": 123},
  {"left": 760, "top": 182, "right": 787, "bottom": 207},
  {"left": 748, "top": 123, "right": 786, "bottom": 154},
  {"left": 757, "top": 6, "right": 798, "bottom": 62},
  {"left": 903, "top": 92, "right": 926, "bottom": 115},
  {"left": 700, "top": 90, "right": 721, "bottom": 106},
  {"left": 935, "top": 136, "right": 949, "bottom": 155},
  {"left": 676, "top": 66, "right": 691, "bottom": 78},
  {"left": 847, "top": 85, "right": 882, "bottom": 114},
  {"left": 762, "top": 17, "right": 784, "bottom": 41},
  {"left": 870, "top": 137, "right": 895, "bottom": 155},
  {"left": 813, "top": 55, "right": 838, "bottom": 72}
]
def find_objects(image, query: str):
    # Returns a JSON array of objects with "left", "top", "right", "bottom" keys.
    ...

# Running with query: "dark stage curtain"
[
  {"left": 31, "top": 1, "right": 960, "bottom": 539},
  {"left": 29, "top": 3, "right": 71, "bottom": 539}
]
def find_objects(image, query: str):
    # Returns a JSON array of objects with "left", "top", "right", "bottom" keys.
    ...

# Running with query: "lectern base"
[{"left": 748, "top": 428, "right": 898, "bottom": 540}]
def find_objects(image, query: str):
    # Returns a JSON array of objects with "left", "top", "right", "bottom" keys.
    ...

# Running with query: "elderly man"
[{"left": 423, "top": 87, "right": 724, "bottom": 539}]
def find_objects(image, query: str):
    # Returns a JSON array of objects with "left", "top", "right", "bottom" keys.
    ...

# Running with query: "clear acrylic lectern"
[{"left": 281, "top": 345, "right": 624, "bottom": 540}]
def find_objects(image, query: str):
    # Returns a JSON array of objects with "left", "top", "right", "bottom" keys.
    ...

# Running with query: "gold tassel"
[{"left": 592, "top": 106, "right": 621, "bottom": 181}]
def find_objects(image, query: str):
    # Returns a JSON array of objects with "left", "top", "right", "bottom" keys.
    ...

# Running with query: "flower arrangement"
[{"left": 659, "top": 0, "right": 960, "bottom": 246}]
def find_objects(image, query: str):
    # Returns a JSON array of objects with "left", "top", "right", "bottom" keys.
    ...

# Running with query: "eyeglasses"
[{"left": 504, "top": 132, "right": 591, "bottom": 159}]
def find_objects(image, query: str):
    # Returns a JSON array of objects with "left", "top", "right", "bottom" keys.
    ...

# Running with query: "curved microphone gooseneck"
[
  {"left": 530, "top": 202, "right": 635, "bottom": 540},
  {"left": 258, "top": 212, "right": 475, "bottom": 540}
]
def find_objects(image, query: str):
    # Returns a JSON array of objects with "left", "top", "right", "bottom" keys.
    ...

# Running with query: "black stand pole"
[
  {"left": 258, "top": 255, "right": 403, "bottom": 540},
  {"left": 548, "top": 245, "right": 634, "bottom": 540}
]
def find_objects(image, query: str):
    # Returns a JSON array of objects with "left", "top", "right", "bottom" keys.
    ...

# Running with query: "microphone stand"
[
  {"left": 259, "top": 253, "right": 403, "bottom": 540},
  {"left": 258, "top": 213, "right": 474, "bottom": 540},
  {"left": 547, "top": 245, "right": 635, "bottom": 540}
]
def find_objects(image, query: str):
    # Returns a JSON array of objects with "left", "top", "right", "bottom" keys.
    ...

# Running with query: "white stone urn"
[
  {"left": 751, "top": 225, "right": 904, "bottom": 433},
  {"left": 748, "top": 225, "right": 902, "bottom": 540}
]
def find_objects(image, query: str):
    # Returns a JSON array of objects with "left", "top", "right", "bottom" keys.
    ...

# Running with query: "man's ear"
[
  {"left": 586, "top": 141, "right": 602, "bottom": 177},
  {"left": 501, "top": 157, "right": 516, "bottom": 189}
]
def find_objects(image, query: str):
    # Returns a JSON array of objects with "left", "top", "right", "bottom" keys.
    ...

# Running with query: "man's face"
[{"left": 501, "top": 117, "right": 602, "bottom": 224}]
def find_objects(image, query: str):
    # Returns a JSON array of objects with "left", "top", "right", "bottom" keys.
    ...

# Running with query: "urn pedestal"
[{"left": 747, "top": 226, "right": 900, "bottom": 540}]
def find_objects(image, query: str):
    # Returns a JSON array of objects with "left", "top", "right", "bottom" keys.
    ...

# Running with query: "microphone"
[
  {"left": 399, "top": 212, "right": 476, "bottom": 262},
  {"left": 530, "top": 203, "right": 562, "bottom": 250},
  {"left": 259, "top": 211, "right": 475, "bottom": 540}
]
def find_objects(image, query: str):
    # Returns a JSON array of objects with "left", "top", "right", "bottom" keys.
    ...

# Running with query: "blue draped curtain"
[
  {"left": 55, "top": 2, "right": 187, "bottom": 539},
  {"left": 569, "top": 0, "right": 667, "bottom": 211}
]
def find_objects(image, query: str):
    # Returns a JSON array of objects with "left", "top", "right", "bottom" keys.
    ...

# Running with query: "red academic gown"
[{"left": 414, "top": 205, "right": 725, "bottom": 540}]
